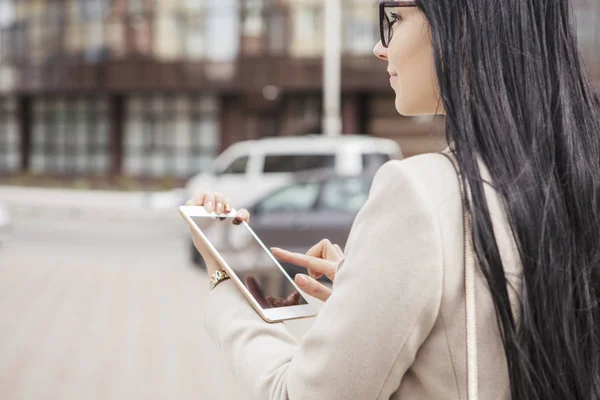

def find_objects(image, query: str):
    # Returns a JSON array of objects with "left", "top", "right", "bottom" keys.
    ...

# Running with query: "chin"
[
  {"left": 395, "top": 97, "right": 442, "bottom": 116},
  {"left": 395, "top": 98, "right": 416, "bottom": 116}
]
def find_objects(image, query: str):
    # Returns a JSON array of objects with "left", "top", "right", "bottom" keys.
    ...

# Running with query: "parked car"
[
  {"left": 191, "top": 170, "right": 376, "bottom": 280},
  {"left": 185, "top": 135, "right": 401, "bottom": 209},
  {"left": 0, "top": 201, "right": 11, "bottom": 247}
]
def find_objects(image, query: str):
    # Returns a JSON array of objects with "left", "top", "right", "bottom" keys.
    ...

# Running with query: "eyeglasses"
[{"left": 379, "top": 0, "right": 418, "bottom": 48}]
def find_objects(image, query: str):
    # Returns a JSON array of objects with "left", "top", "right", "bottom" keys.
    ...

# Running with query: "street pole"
[{"left": 323, "top": 0, "right": 342, "bottom": 136}]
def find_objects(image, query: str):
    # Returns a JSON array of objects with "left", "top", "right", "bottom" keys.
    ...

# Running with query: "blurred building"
[{"left": 0, "top": 0, "right": 598, "bottom": 179}]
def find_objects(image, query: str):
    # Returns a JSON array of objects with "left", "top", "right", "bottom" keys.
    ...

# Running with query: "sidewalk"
[{"left": 0, "top": 185, "right": 187, "bottom": 219}]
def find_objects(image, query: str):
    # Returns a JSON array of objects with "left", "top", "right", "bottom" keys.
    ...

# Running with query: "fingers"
[
  {"left": 271, "top": 247, "right": 337, "bottom": 280},
  {"left": 271, "top": 247, "right": 336, "bottom": 277},
  {"left": 295, "top": 274, "right": 332, "bottom": 302},
  {"left": 309, "top": 270, "right": 323, "bottom": 280},
  {"left": 306, "top": 240, "right": 329, "bottom": 279},
  {"left": 203, "top": 192, "right": 215, "bottom": 213},
  {"left": 333, "top": 244, "right": 344, "bottom": 257},
  {"left": 306, "top": 239, "right": 330, "bottom": 259},
  {"left": 212, "top": 192, "right": 232, "bottom": 215},
  {"left": 186, "top": 191, "right": 232, "bottom": 215},
  {"left": 307, "top": 239, "right": 343, "bottom": 263},
  {"left": 213, "top": 192, "right": 227, "bottom": 215},
  {"left": 233, "top": 208, "right": 251, "bottom": 225}
]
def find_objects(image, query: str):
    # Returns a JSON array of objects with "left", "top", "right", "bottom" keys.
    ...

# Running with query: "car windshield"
[
  {"left": 256, "top": 182, "right": 321, "bottom": 214},
  {"left": 218, "top": 156, "right": 248, "bottom": 175},
  {"left": 319, "top": 177, "right": 371, "bottom": 213}
]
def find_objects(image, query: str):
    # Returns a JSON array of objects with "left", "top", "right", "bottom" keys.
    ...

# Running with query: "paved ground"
[{"left": 0, "top": 204, "right": 315, "bottom": 400}]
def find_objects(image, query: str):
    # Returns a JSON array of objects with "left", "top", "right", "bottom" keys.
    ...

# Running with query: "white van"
[{"left": 185, "top": 135, "right": 402, "bottom": 208}]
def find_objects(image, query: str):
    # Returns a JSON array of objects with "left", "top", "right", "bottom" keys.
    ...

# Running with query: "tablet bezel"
[{"left": 179, "top": 205, "right": 318, "bottom": 323}]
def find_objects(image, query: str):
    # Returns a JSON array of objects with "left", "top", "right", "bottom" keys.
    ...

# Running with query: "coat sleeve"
[{"left": 204, "top": 160, "right": 444, "bottom": 400}]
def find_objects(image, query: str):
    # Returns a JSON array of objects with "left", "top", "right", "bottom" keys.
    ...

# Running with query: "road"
[{"left": 0, "top": 207, "right": 315, "bottom": 400}]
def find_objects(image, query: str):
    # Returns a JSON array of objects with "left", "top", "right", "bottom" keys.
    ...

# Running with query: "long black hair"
[{"left": 416, "top": 0, "right": 600, "bottom": 398}]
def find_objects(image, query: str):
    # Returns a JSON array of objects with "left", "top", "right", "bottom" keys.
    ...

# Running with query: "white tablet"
[{"left": 179, "top": 205, "right": 318, "bottom": 323}]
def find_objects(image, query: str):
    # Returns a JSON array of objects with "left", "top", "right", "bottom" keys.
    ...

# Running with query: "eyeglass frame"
[{"left": 379, "top": 0, "right": 418, "bottom": 48}]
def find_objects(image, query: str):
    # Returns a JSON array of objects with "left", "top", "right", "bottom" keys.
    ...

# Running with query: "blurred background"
[{"left": 0, "top": 0, "right": 598, "bottom": 399}]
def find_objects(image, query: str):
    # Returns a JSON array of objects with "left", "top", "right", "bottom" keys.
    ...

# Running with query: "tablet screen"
[{"left": 191, "top": 216, "right": 309, "bottom": 309}]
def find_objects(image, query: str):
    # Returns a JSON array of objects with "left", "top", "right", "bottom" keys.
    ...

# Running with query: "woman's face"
[{"left": 374, "top": 6, "right": 444, "bottom": 116}]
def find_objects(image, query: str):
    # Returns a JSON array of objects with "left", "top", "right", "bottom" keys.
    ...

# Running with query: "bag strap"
[{"left": 440, "top": 152, "right": 479, "bottom": 400}]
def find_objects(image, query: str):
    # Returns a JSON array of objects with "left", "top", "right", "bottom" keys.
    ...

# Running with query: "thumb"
[{"left": 294, "top": 274, "right": 332, "bottom": 302}]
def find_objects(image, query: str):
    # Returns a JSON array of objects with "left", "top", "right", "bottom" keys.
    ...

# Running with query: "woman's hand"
[
  {"left": 271, "top": 239, "right": 344, "bottom": 302},
  {"left": 184, "top": 191, "right": 251, "bottom": 276}
]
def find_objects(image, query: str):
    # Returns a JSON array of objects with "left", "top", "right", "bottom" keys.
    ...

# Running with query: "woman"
[{"left": 185, "top": 0, "right": 600, "bottom": 398}]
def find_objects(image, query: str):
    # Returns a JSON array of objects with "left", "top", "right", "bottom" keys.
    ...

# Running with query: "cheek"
[
  {"left": 388, "top": 22, "right": 438, "bottom": 114},
  {"left": 389, "top": 26, "right": 432, "bottom": 88}
]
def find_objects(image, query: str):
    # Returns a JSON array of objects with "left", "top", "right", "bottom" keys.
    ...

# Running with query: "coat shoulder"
[{"left": 374, "top": 153, "right": 462, "bottom": 209}]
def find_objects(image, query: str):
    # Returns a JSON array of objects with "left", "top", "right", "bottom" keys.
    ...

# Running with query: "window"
[
  {"left": 320, "top": 177, "right": 371, "bottom": 213},
  {"left": 362, "top": 153, "right": 391, "bottom": 172},
  {"left": 0, "top": 0, "right": 14, "bottom": 29},
  {"left": 297, "top": 7, "right": 319, "bottom": 37},
  {"left": 204, "top": 0, "right": 240, "bottom": 61},
  {"left": 342, "top": 0, "right": 379, "bottom": 55},
  {"left": 290, "top": 4, "right": 323, "bottom": 57},
  {"left": 0, "top": 0, "right": 15, "bottom": 64},
  {"left": 124, "top": 95, "right": 219, "bottom": 178},
  {"left": 267, "top": 7, "right": 286, "bottom": 55},
  {"left": 183, "top": 12, "right": 206, "bottom": 60},
  {"left": 79, "top": 0, "right": 110, "bottom": 21},
  {"left": 126, "top": 1, "right": 152, "bottom": 57},
  {"left": 0, "top": 97, "right": 19, "bottom": 172},
  {"left": 45, "top": 3, "right": 64, "bottom": 59},
  {"left": 154, "top": 9, "right": 184, "bottom": 61},
  {"left": 243, "top": 0, "right": 265, "bottom": 37},
  {"left": 256, "top": 182, "right": 321, "bottom": 214},
  {"left": 128, "top": 0, "right": 145, "bottom": 15},
  {"left": 30, "top": 98, "right": 110, "bottom": 175},
  {"left": 263, "top": 154, "right": 335, "bottom": 173},
  {"left": 221, "top": 156, "right": 249, "bottom": 175}
]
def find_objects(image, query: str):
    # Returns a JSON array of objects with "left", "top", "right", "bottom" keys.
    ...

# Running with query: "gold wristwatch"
[{"left": 209, "top": 269, "right": 230, "bottom": 290}]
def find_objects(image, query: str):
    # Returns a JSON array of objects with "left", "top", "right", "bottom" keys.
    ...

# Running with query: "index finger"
[{"left": 270, "top": 247, "right": 335, "bottom": 275}]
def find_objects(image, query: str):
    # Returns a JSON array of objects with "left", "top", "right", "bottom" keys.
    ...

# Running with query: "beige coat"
[{"left": 205, "top": 151, "right": 523, "bottom": 400}]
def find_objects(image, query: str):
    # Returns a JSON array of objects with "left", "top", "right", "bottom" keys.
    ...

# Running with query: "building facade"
[{"left": 0, "top": 0, "right": 598, "bottom": 179}]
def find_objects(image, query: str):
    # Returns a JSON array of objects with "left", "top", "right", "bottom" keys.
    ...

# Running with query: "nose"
[{"left": 373, "top": 41, "right": 388, "bottom": 60}]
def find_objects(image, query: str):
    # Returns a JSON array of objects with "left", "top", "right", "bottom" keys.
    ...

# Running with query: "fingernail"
[
  {"left": 205, "top": 202, "right": 213, "bottom": 212},
  {"left": 225, "top": 203, "right": 231, "bottom": 212},
  {"left": 216, "top": 203, "right": 223, "bottom": 214},
  {"left": 296, "top": 274, "right": 308, "bottom": 287}
]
